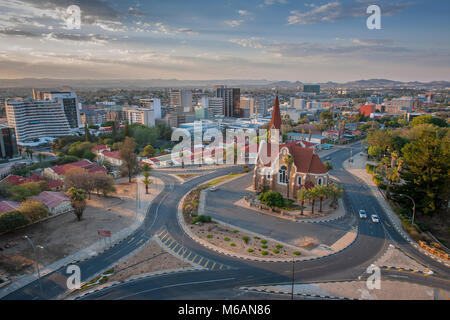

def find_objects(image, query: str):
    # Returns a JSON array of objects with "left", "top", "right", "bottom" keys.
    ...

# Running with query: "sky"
[{"left": 0, "top": 0, "right": 449, "bottom": 82}]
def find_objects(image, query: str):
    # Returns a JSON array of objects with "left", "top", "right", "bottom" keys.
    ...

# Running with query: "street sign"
[{"left": 98, "top": 230, "right": 112, "bottom": 238}]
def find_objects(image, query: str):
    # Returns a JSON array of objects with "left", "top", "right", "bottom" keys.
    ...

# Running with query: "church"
[{"left": 252, "top": 94, "right": 329, "bottom": 200}]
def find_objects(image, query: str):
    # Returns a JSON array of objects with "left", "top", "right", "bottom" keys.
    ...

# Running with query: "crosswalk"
[{"left": 157, "top": 229, "right": 231, "bottom": 271}]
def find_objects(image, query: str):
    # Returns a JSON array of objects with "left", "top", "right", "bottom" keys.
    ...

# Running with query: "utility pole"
[{"left": 291, "top": 257, "right": 295, "bottom": 300}]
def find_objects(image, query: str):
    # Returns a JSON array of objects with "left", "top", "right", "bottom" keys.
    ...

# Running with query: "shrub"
[
  {"left": 273, "top": 249, "right": 280, "bottom": 254},
  {"left": 233, "top": 230, "right": 239, "bottom": 233},
  {"left": 230, "top": 243, "right": 236, "bottom": 247},
  {"left": 224, "top": 237, "right": 230, "bottom": 242},
  {"left": 258, "top": 190, "right": 284, "bottom": 208},
  {"left": 261, "top": 240, "right": 267, "bottom": 244},
  {"left": 261, "top": 251, "right": 269, "bottom": 256},
  {"left": 19, "top": 201, "right": 49, "bottom": 222},
  {"left": 191, "top": 215, "right": 212, "bottom": 224},
  {"left": 242, "top": 236, "right": 249, "bottom": 244},
  {"left": 262, "top": 245, "right": 268, "bottom": 249},
  {"left": 206, "top": 235, "right": 213, "bottom": 239},
  {"left": 293, "top": 251, "right": 301, "bottom": 256},
  {"left": 276, "top": 245, "right": 283, "bottom": 249},
  {"left": 0, "top": 211, "right": 29, "bottom": 233},
  {"left": 247, "top": 249, "right": 254, "bottom": 253}
]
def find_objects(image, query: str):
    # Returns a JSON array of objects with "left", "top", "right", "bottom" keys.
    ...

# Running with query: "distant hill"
[{"left": 0, "top": 78, "right": 448, "bottom": 89}]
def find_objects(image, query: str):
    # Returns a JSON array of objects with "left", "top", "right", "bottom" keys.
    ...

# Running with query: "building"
[
  {"left": 286, "top": 132, "right": 327, "bottom": 145},
  {"left": 106, "top": 110, "right": 125, "bottom": 122},
  {"left": 253, "top": 95, "right": 329, "bottom": 199},
  {"left": 384, "top": 97, "right": 413, "bottom": 115},
  {"left": 170, "top": 90, "right": 193, "bottom": 112},
  {"left": 201, "top": 97, "right": 224, "bottom": 118},
  {"left": 0, "top": 201, "right": 20, "bottom": 214},
  {"left": 43, "top": 159, "right": 107, "bottom": 181},
  {"left": 80, "top": 109, "right": 107, "bottom": 125},
  {"left": 240, "top": 96, "right": 256, "bottom": 117},
  {"left": 140, "top": 98, "right": 162, "bottom": 120},
  {"left": 0, "top": 125, "right": 18, "bottom": 159},
  {"left": 290, "top": 98, "right": 305, "bottom": 110},
  {"left": 32, "top": 191, "right": 72, "bottom": 215},
  {"left": 303, "top": 85, "right": 321, "bottom": 94},
  {"left": 97, "top": 150, "right": 123, "bottom": 167},
  {"left": 215, "top": 87, "right": 240, "bottom": 118},
  {"left": 5, "top": 99, "right": 72, "bottom": 144},
  {"left": 34, "top": 87, "right": 81, "bottom": 128},
  {"left": 359, "top": 104, "right": 377, "bottom": 117},
  {"left": 123, "top": 107, "right": 159, "bottom": 127}
]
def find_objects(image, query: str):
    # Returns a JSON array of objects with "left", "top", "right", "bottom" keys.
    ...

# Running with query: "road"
[{"left": 2, "top": 142, "right": 449, "bottom": 300}]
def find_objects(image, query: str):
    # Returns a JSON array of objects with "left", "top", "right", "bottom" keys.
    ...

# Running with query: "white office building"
[
  {"left": 201, "top": 96, "right": 224, "bottom": 118},
  {"left": 140, "top": 98, "right": 162, "bottom": 120},
  {"left": 5, "top": 99, "right": 72, "bottom": 144},
  {"left": 170, "top": 90, "right": 193, "bottom": 112}
]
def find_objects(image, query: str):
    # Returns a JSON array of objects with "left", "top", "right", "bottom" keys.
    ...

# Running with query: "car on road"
[
  {"left": 209, "top": 186, "right": 217, "bottom": 192},
  {"left": 371, "top": 214, "right": 380, "bottom": 223},
  {"left": 325, "top": 156, "right": 331, "bottom": 161},
  {"left": 359, "top": 210, "right": 367, "bottom": 219}
]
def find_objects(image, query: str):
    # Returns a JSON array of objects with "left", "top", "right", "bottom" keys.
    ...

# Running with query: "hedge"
[{"left": 0, "top": 210, "right": 29, "bottom": 233}]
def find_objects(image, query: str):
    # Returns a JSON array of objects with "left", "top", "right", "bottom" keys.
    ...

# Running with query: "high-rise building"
[
  {"left": 123, "top": 107, "right": 158, "bottom": 127},
  {"left": 290, "top": 98, "right": 305, "bottom": 110},
  {"left": 34, "top": 87, "right": 81, "bottom": 128},
  {"left": 140, "top": 98, "right": 162, "bottom": 119},
  {"left": 215, "top": 87, "right": 240, "bottom": 117},
  {"left": 80, "top": 109, "right": 107, "bottom": 125},
  {"left": 240, "top": 96, "right": 257, "bottom": 118},
  {"left": 170, "top": 90, "right": 193, "bottom": 112},
  {"left": 303, "top": 85, "right": 321, "bottom": 94},
  {"left": 201, "top": 96, "right": 224, "bottom": 118},
  {"left": 5, "top": 99, "right": 72, "bottom": 144},
  {"left": 0, "top": 125, "right": 18, "bottom": 159}
]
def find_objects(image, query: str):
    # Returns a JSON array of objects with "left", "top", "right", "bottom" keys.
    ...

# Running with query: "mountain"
[{"left": 0, "top": 78, "right": 448, "bottom": 89}]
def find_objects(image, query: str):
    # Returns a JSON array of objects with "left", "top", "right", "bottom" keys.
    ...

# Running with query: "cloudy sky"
[{"left": 0, "top": 0, "right": 449, "bottom": 82}]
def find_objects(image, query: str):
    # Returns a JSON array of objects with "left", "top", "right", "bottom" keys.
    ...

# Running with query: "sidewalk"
[
  {"left": 343, "top": 152, "right": 450, "bottom": 268},
  {"left": 0, "top": 175, "right": 164, "bottom": 299}
]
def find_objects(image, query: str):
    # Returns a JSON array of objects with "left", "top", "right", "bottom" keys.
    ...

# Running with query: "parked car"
[
  {"left": 359, "top": 210, "right": 367, "bottom": 219},
  {"left": 371, "top": 215, "right": 380, "bottom": 223}
]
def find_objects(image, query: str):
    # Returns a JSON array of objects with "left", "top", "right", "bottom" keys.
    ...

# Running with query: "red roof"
[
  {"left": 0, "top": 201, "right": 20, "bottom": 214},
  {"left": 269, "top": 94, "right": 282, "bottom": 130},
  {"left": 51, "top": 160, "right": 94, "bottom": 176},
  {"left": 2, "top": 175, "right": 33, "bottom": 186},
  {"left": 92, "top": 144, "right": 108, "bottom": 151},
  {"left": 101, "top": 150, "right": 121, "bottom": 160},
  {"left": 48, "top": 180, "right": 64, "bottom": 188},
  {"left": 259, "top": 142, "right": 328, "bottom": 174},
  {"left": 88, "top": 166, "right": 108, "bottom": 174},
  {"left": 33, "top": 191, "right": 70, "bottom": 209}
]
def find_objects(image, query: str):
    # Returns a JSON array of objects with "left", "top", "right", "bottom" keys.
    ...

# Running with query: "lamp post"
[
  {"left": 402, "top": 194, "right": 416, "bottom": 227},
  {"left": 24, "top": 236, "right": 44, "bottom": 297},
  {"left": 291, "top": 257, "right": 295, "bottom": 300}
]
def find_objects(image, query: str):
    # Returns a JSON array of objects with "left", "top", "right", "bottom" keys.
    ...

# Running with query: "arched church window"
[{"left": 279, "top": 165, "right": 287, "bottom": 184}]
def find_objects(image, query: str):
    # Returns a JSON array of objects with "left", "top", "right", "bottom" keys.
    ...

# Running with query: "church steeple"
[{"left": 270, "top": 92, "right": 282, "bottom": 130}]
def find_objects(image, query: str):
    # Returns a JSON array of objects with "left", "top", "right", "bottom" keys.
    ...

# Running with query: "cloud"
[
  {"left": 264, "top": 0, "right": 287, "bottom": 5},
  {"left": 128, "top": 6, "right": 146, "bottom": 17},
  {"left": 237, "top": 10, "right": 250, "bottom": 16},
  {"left": 224, "top": 20, "right": 245, "bottom": 27},
  {"left": 0, "top": 27, "right": 42, "bottom": 37},
  {"left": 0, "top": 27, "right": 111, "bottom": 43},
  {"left": 152, "top": 22, "right": 198, "bottom": 35},
  {"left": 288, "top": 0, "right": 413, "bottom": 25}
]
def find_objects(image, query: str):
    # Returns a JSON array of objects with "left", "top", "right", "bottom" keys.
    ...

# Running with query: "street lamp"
[
  {"left": 24, "top": 236, "right": 44, "bottom": 297},
  {"left": 401, "top": 194, "right": 416, "bottom": 227},
  {"left": 291, "top": 257, "right": 295, "bottom": 300}
]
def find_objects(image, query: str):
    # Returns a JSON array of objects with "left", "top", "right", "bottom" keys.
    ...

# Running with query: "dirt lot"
[
  {"left": 190, "top": 221, "right": 309, "bottom": 258},
  {"left": 0, "top": 178, "right": 140, "bottom": 280},
  {"left": 109, "top": 240, "right": 192, "bottom": 283}
]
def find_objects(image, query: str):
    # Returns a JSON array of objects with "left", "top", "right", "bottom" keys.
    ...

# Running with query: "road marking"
[
  {"left": 186, "top": 252, "right": 192, "bottom": 260},
  {"left": 219, "top": 265, "right": 223, "bottom": 270},
  {"left": 166, "top": 239, "right": 174, "bottom": 247},
  {"left": 136, "top": 239, "right": 144, "bottom": 245},
  {"left": 127, "top": 237, "right": 135, "bottom": 244},
  {"left": 176, "top": 246, "right": 183, "bottom": 255},
  {"left": 172, "top": 244, "right": 179, "bottom": 251},
  {"left": 192, "top": 255, "right": 198, "bottom": 263},
  {"left": 198, "top": 257, "right": 204, "bottom": 265},
  {"left": 211, "top": 262, "right": 216, "bottom": 270},
  {"left": 158, "top": 230, "right": 165, "bottom": 237},
  {"left": 160, "top": 233, "right": 168, "bottom": 241},
  {"left": 204, "top": 260, "right": 210, "bottom": 268},
  {"left": 163, "top": 237, "right": 171, "bottom": 245}
]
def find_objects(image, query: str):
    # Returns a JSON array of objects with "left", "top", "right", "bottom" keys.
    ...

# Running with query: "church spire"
[{"left": 270, "top": 92, "right": 282, "bottom": 130}]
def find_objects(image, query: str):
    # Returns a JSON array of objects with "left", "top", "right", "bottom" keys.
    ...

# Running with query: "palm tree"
[
  {"left": 316, "top": 185, "right": 328, "bottom": 212},
  {"left": 68, "top": 187, "right": 87, "bottom": 221},
  {"left": 297, "top": 188, "right": 309, "bottom": 215},
  {"left": 283, "top": 153, "right": 294, "bottom": 199},
  {"left": 327, "top": 184, "right": 344, "bottom": 208},
  {"left": 37, "top": 153, "right": 43, "bottom": 163},
  {"left": 142, "top": 164, "right": 151, "bottom": 194},
  {"left": 309, "top": 187, "right": 319, "bottom": 214},
  {"left": 25, "top": 147, "right": 33, "bottom": 160}
]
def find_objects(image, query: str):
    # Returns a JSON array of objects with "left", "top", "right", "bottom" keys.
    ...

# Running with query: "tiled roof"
[
  {"left": 92, "top": 144, "right": 108, "bottom": 151},
  {"left": 0, "top": 201, "right": 20, "bottom": 214},
  {"left": 259, "top": 142, "right": 328, "bottom": 174},
  {"left": 2, "top": 175, "right": 33, "bottom": 185},
  {"left": 88, "top": 166, "right": 108, "bottom": 174},
  {"left": 32, "top": 191, "right": 70, "bottom": 209},
  {"left": 48, "top": 180, "right": 64, "bottom": 188},
  {"left": 51, "top": 160, "right": 94, "bottom": 176},
  {"left": 101, "top": 150, "right": 121, "bottom": 160}
]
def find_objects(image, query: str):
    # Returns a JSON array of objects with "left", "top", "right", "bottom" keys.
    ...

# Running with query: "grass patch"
[
  {"left": 261, "top": 251, "right": 269, "bottom": 256},
  {"left": 224, "top": 237, "right": 230, "bottom": 242},
  {"left": 248, "top": 249, "right": 254, "bottom": 253},
  {"left": 233, "top": 230, "right": 239, "bottom": 233},
  {"left": 242, "top": 236, "right": 249, "bottom": 243},
  {"left": 276, "top": 245, "right": 283, "bottom": 249},
  {"left": 273, "top": 249, "right": 279, "bottom": 254},
  {"left": 261, "top": 240, "right": 267, "bottom": 244},
  {"left": 230, "top": 243, "right": 236, "bottom": 247},
  {"left": 293, "top": 251, "right": 301, "bottom": 256},
  {"left": 262, "top": 245, "right": 268, "bottom": 249},
  {"left": 206, "top": 235, "right": 213, "bottom": 239}
]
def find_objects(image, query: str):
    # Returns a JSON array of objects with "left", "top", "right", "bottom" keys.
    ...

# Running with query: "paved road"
[{"left": 3, "top": 142, "right": 449, "bottom": 300}]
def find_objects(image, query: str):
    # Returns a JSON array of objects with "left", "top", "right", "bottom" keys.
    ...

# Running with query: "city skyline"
[{"left": 0, "top": 0, "right": 449, "bottom": 82}]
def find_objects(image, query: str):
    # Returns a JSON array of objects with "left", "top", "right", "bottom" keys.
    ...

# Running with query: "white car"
[
  {"left": 359, "top": 210, "right": 367, "bottom": 219},
  {"left": 371, "top": 215, "right": 380, "bottom": 223},
  {"left": 209, "top": 186, "right": 217, "bottom": 192}
]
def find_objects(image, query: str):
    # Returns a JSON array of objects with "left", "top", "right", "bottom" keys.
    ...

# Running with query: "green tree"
[
  {"left": 308, "top": 187, "right": 319, "bottom": 214},
  {"left": 19, "top": 200, "right": 49, "bottom": 222},
  {"left": 410, "top": 115, "right": 448, "bottom": 128},
  {"left": 258, "top": 191, "right": 284, "bottom": 209},
  {"left": 141, "top": 145, "right": 156, "bottom": 157},
  {"left": 283, "top": 153, "right": 294, "bottom": 199},
  {"left": 68, "top": 187, "right": 88, "bottom": 221},
  {"left": 297, "top": 189, "right": 310, "bottom": 215},
  {"left": 316, "top": 185, "right": 328, "bottom": 213},
  {"left": 0, "top": 211, "right": 29, "bottom": 233},
  {"left": 124, "top": 122, "right": 132, "bottom": 138}
]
